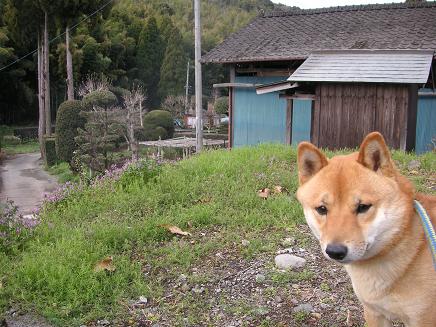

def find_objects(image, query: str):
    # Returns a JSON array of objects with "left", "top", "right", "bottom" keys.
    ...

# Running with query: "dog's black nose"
[{"left": 326, "top": 244, "right": 348, "bottom": 260}]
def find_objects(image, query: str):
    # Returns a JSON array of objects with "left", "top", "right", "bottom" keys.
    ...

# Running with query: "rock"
[
  {"left": 138, "top": 296, "right": 148, "bottom": 304},
  {"left": 292, "top": 303, "right": 313, "bottom": 313},
  {"left": 408, "top": 160, "right": 421, "bottom": 170},
  {"left": 274, "top": 296, "right": 283, "bottom": 303},
  {"left": 97, "top": 319, "right": 110, "bottom": 326},
  {"left": 276, "top": 248, "right": 293, "bottom": 254},
  {"left": 241, "top": 239, "right": 250, "bottom": 247},
  {"left": 274, "top": 254, "right": 306, "bottom": 270},
  {"left": 255, "top": 273, "right": 266, "bottom": 283}
]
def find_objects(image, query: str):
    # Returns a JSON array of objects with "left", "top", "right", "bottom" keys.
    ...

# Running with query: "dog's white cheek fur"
[
  {"left": 362, "top": 206, "right": 403, "bottom": 259},
  {"left": 303, "top": 208, "right": 321, "bottom": 240}
]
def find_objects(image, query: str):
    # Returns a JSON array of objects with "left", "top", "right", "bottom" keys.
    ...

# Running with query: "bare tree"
[
  {"left": 77, "top": 74, "right": 111, "bottom": 97},
  {"left": 162, "top": 95, "right": 186, "bottom": 119},
  {"left": 122, "top": 85, "right": 146, "bottom": 160}
]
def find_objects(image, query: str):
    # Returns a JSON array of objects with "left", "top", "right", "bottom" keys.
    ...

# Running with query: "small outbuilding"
[{"left": 202, "top": 2, "right": 436, "bottom": 152}]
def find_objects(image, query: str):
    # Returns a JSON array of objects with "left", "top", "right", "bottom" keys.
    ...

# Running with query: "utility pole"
[
  {"left": 194, "top": 0, "right": 203, "bottom": 152},
  {"left": 184, "top": 60, "right": 190, "bottom": 113}
]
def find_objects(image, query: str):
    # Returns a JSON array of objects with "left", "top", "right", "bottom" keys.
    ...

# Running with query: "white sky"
[{"left": 271, "top": 0, "right": 404, "bottom": 9}]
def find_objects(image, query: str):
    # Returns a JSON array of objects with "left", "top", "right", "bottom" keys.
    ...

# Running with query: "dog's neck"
[{"left": 345, "top": 201, "right": 425, "bottom": 298}]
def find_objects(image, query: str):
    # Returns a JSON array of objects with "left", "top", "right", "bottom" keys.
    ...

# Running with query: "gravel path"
[{"left": 0, "top": 153, "right": 58, "bottom": 215}]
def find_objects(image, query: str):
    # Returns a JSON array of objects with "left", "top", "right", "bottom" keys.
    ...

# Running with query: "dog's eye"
[
  {"left": 357, "top": 204, "right": 372, "bottom": 214},
  {"left": 315, "top": 206, "right": 328, "bottom": 215}
]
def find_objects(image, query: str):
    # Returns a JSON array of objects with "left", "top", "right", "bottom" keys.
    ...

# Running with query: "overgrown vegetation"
[{"left": 0, "top": 145, "right": 434, "bottom": 326}]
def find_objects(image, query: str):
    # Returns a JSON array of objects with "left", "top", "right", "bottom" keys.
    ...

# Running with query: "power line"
[{"left": 0, "top": 0, "right": 115, "bottom": 73}]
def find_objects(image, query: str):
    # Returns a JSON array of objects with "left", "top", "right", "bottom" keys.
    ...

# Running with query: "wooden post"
[
  {"left": 194, "top": 0, "right": 203, "bottom": 152},
  {"left": 66, "top": 25, "right": 74, "bottom": 101},
  {"left": 185, "top": 60, "right": 190, "bottom": 113},
  {"left": 37, "top": 31, "right": 45, "bottom": 158},
  {"left": 44, "top": 11, "right": 51, "bottom": 136},
  {"left": 228, "top": 65, "right": 236, "bottom": 149}
]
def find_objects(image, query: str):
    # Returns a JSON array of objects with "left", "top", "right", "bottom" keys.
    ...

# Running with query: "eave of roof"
[{"left": 287, "top": 49, "right": 434, "bottom": 84}]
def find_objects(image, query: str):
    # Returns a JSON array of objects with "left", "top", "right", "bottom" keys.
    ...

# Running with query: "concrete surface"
[{"left": 0, "top": 153, "right": 58, "bottom": 214}]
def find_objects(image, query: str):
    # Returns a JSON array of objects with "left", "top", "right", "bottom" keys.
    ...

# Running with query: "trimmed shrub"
[
  {"left": 82, "top": 90, "right": 117, "bottom": 109},
  {"left": 55, "top": 100, "right": 85, "bottom": 163},
  {"left": 109, "top": 86, "right": 131, "bottom": 103},
  {"left": 142, "top": 110, "right": 174, "bottom": 141},
  {"left": 214, "top": 96, "right": 229, "bottom": 114},
  {"left": 44, "top": 135, "right": 57, "bottom": 167}
]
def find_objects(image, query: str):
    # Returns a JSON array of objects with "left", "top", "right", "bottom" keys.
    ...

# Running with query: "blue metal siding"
[
  {"left": 416, "top": 89, "right": 436, "bottom": 154},
  {"left": 233, "top": 76, "right": 287, "bottom": 147},
  {"left": 291, "top": 99, "right": 312, "bottom": 145}
]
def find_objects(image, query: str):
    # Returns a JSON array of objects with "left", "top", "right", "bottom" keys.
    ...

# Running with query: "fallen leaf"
[
  {"left": 258, "top": 188, "right": 271, "bottom": 199},
  {"left": 94, "top": 256, "right": 116, "bottom": 273},
  {"left": 273, "top": 185, "right": 285, "bottom": 194},
  {"left": 160, "top": 224, "right": 191, "bottom": 236},
  {"left": 409, "top": 170, "right": 419, "bottom": 175}
]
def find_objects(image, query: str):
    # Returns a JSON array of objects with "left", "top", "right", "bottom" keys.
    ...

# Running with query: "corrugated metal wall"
[
  {"left": 416, "top": 89, "right": 436, "bottom": 154},
  {"left": 233, "top": 76, "right": 287, "bottom": 147}
]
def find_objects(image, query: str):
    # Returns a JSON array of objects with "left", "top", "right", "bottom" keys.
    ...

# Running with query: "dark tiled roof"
[{"left": 202, "top": 2, "right": 436, "bottom": 63}]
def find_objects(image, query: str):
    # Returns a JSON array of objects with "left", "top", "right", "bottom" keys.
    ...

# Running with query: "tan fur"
[{"left": 296, "top": 132, "right": 436, "bottom": 327}]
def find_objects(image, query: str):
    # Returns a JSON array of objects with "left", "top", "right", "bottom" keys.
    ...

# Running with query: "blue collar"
[{"left": 414, "top": 200, "right": 436, "bottom": 271}]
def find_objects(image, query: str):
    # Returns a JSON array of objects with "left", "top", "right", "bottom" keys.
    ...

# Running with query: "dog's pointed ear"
[
  {"left": 357, "top": 132, "right": 394, "bottom": 175},
  {"left": 297, "top": 142, "right": 328, "bottom": 185}
]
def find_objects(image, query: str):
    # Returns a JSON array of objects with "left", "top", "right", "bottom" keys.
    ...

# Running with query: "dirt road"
[{"left": 0, "top": 153, "right": 58, "bottom": 215}]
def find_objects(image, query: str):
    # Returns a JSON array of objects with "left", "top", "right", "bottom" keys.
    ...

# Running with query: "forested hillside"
[{"left": 0, "top": 0, "right": 285, "bottom": 125}]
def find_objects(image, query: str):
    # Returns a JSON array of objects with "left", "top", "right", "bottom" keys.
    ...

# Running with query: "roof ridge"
[{"left": 263, "top": 1, "right": 436, "bottom": 18}]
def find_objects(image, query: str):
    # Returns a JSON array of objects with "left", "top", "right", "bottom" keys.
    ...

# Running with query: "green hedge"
[
  {"left": 142, "top": 110, "right": 174, "bottom": 141},
  {"left": 44, "top": 135, "right": 57, "bottom": 167},
  {"left": 55, "top": 100, "right": 85, "bottom": 163},
  {"left": 82, "top": 90, "right": 117, "bottom": 109}
]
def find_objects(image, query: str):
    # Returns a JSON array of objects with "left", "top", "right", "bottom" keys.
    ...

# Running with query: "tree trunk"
[
  {"left": 66, "top": 25, "right": 74, "bottom": 100},
  {"left": 139, "top": 102, "right": 143, "bottom": 127},
  {"left": 128, "top": 111, "right": 137, "bottom": 160},
  {"left": 44, "top": 11, "right": 51, "bottom": 135},
  {"left": 37, "top": 31, "right": 45, "bottom": 158}
]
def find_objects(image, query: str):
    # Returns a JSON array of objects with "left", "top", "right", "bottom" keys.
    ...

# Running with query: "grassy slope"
[{"left": 0, "top": 145, "right": 434, "bottom": 325}]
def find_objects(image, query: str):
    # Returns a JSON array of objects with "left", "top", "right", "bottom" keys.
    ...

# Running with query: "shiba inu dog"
[{"left": 296, "top": 132, "right": 436, "bottom": 327}]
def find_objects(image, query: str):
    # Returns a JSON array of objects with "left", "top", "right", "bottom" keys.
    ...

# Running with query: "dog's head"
[{"left": 296, "top": 132, "right": 415, "bottom": 264}]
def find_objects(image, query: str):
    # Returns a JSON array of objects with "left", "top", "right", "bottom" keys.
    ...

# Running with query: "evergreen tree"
[
  {"left": 158, "top": 26, "right": 187, "bottom": 99},
  {"left": 75, "top": 90, "right": 121, "bottom": 175},
  {"left": 136, "top": 16, "right": 164, "bottom": 109}
]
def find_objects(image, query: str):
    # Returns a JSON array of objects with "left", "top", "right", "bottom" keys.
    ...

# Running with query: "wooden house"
[{"left": 202, "top": 2, "right": 436, "bottom": 152}]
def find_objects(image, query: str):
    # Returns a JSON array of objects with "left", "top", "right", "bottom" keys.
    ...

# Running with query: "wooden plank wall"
[{"left": 315, "top": 83, "right": 412, "bottom": 150}]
